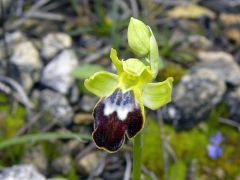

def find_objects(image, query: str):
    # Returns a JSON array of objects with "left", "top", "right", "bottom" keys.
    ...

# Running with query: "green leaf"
[
  {"left": 73, "top": 64, "right": 104, "bottom": 79},
  {"left": 0, "top": 132, "right": 92, "bottom": 150},
  {"left": 110, "top": 48, "right": 123, "bottom": 73},
  {"left": 84, "top": 71, "right": 119, "bottom": 97},
  {"left": 142, "top": 77, "right": 173, "bottom": 110},
  {"left": 169, "top": 161, "right": 187, "bottom": 180},
  {"left": 128, "top": 17, "right": 150, "bottom": 57},
  {"left": 149, "top": 27, "right": 161, "bottom": 78}
]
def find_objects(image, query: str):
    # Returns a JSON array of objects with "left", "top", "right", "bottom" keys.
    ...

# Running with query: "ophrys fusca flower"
[{"left": 84, "top": 18, "right": 173, "bottom": 152}]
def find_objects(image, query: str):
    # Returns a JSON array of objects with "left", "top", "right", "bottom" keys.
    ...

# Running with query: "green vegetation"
[{"left": 142, "top": 103, "right": 240, "bottom": 179}]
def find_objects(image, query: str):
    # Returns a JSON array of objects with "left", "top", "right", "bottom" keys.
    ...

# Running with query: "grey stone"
[
  {"left": 51, "top": 156, "right": 71, "bottom": 175},
  {"left": 163, "top": 68, "right": 226, "bottom": 130},
  {"left": 79, "top": 95, "right": 98, "bottom": 112},
  {"left": 0, "top": 31, "right": 27, "bottom": 60},
  {"left": 182, "top": 35, "right": 212, "bottom": 51},
  {"left": 10, "top": 41, "right": 42, "bottom": 69},
  {"left": 200, "top": 0, "right": 240, "bottom": 13},
  {"left": 59, "top": 139, "right": 84, "bottom": 154},
  {"left": 196, "top": 51, "right": 240, "bottom": 86},
  {"left": 225, "top": 86, "right": 240, "bottom": 123},
  {"left": 41, "top": 33, "right": 72, "bottom": 60},
  {"left": 0, "top": 0, "right": 11, "bottom": 15},
  {"left": 21, "top": 146, "right": 47, "bottom": 174},
  {"left": 39, "top": 89, "right": 73, "bottom": 125},
  {"left": 76, "top": 152, "right": 101, "bottom": 176},
  {"left": 40, "top": 49, "right": 78, "bottom": 94},
  {"left": 10, "top": 41, "right": 42, "bottom": 91},
  {"left": 0, "top": 164, "right": 46, "bottom": 180}
]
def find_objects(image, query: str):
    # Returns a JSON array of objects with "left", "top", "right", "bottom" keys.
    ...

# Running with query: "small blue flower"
[
  {"left": 207, "top": 144, "right": 222, "bottom": 160},
  {"left": 207, "top": 131, "right": 224, "bottom": 160},
  {"left": 209, "top": 131, "right": 224, "bottom": 146}
]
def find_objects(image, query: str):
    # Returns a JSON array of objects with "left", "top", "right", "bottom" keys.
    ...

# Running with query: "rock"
[
  {"left": 102, "top": 154, "right": 125, "bottom": 180},
  {"left": 199, "top": 0, "right": 240, "bottom": 13},
  {"left": 10, "top": 41, "right": 42, "bottom": 91},
  {"left": 0, "top": 31, "right": 27, "bottom": 60},
  {"left": 40, "top": 49, "right": 78, "bottom": 94},
  {"left": 51, "top": 155, "right": 71, "bottom": 175},
  {"left": 60, "top": 139, "right": 84, "bottom": 154},
  {"left": 167, "top": 4, "right": 216, "bottom": 19},
  {"left": 0, "top": 164, "right": 46, "bottom": 180},
  {"left": 76, "top": 152, "right": 101, "bottom": 176},
  {"left": 79, "top": 95, "right": 98, "bottom": 112},
  {"left": 21, "top": 146, "right": 47, "bottom": 174},
  {"left": 169, "top": 29, "right": 187, "bottom": 45},
  {"left": 10, "top": 41, "right": 42, "bottom": 69},
  {"left": 0, "top": 0, "right": 11, "bottom": 15},
  {"left": 196, "top": 51, "right": 240, "bottom": 86},
  {"left": 181, "top": 35, "right": 213, "bottom": 51},
  {"left": 163, "top": 68, "right": 226, "bottom": 130},
  {"left": 220, "top": 13, "right": 240, "bottom": 45},
  {"left": 39, "top": 89, "right": 73, "bottom": 125},
  {"left": 225, "top": 86, "right": 240, "bottom": 123},
  {"left": 68, "top": 85, "right": 80, "bottom": 104},
  {"left": 41, "top": 33, "right": 72, "bottom": 60},
  {"left": 235, "top": 50, "right": 240, "bottom": 65},
  {"left": 73, "top": 113, "right": 93, "bottom": 124}
]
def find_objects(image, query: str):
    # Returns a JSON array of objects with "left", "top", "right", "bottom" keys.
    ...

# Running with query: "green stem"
[{"left": 133, "top": 132, "right": 142, "bottom": 180}]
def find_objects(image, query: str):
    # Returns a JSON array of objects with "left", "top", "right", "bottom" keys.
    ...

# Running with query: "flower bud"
[{"left": 128, "top": 17, "right": 151, "bottom": 57}]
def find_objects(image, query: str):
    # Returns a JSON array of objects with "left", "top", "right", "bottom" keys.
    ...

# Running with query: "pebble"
[
  {"left": 225, "top": 86, "right": 240, "bottom": 123},
  {"left": 79, "top": 95, "right": 98, "bottom": 112},
  {"left": 0, "top": 164, "right": 46, "bottom": 180},
  {"left": 40, "top": 49, "right": 78, "bottom": 94},
  {"left": 163, "top": 68, "right": 226, "bottom": 130},
  {"left": 196, "top": 51, "right": 240, "bottom": 86},
  {"left": 21, "top": 146, "right": 47, "bottom": 174},
  {"left": 10, "top": 41, "right": 42, "bottom": 91},
  {"left": 39, "top": 89, "right": 73, "bottom": 125},
  {"left": 41, "top": 33, "right": 72, "bottom": 60},
  {"left": 76, "top": 152, "right": 101, "bottom": 176}
]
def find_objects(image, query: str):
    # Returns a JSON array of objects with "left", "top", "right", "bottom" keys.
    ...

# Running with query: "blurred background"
[{"left": 0, "top": 0, "right": 240, "bottom": 179}]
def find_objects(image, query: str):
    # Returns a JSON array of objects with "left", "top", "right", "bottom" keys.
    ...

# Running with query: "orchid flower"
[{"left": 84, "top": 18, "right": 173, "bottom": 152}]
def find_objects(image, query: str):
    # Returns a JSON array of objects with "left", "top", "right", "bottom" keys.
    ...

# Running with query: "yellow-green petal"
[
  {"left": 84, "top": 71, "right": 119, "bottom": 97},
  {"left": 110, "top": 48, "right": 123, "bottom": 73},
  {"left": 142, "top": 77, "right": 173, "bottom": 110},
  {"left": 148, "top": 26, "right": 161, "bottom": 78},
  {"left": 122, "top": 58, "right": 147, "bottom": 77},
  {"left": 128, "top": 17, "right": 150, "bottom": 57}
]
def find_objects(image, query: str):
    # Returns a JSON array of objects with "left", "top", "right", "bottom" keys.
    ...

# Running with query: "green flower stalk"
[{"left": 84, "top": 17, "right": 173, "bottom": 153}]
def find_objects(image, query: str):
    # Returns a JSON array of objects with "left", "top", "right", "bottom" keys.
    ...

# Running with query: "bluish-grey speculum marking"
[{"left": 104, "top": 88, "right": 135, "bottom": 121}]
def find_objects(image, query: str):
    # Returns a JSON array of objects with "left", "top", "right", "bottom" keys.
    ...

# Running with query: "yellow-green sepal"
[
  {"left": 110, "top": 48, "right": 123, "bottom": 74},
  {"left": 128, "top": 17, "right": 150, "bottom": 57},
  {"left": 148, "top": 26, "right": 161, "bottom": 78},
  {"left": 142, "top": 77, "right": 173, "bottom": 110},
  {"left": 84, "top": 71, "right": 119, "bottom": 97}
]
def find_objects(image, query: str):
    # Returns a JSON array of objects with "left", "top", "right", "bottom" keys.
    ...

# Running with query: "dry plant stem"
[
  {"left": 124, "top": 152, "right": 132, "bottom": 180},
  {"left": 133, "top": 132, "right": 142, "bottom": 180},
  {"left": 87, "top": 152, "right": 107, "bottom": 180},
  {"left": 0, "top": 76, "right": 33, "bottom": 109},
  {"left": 142, "top": 165, "right": 158, "bottom": 180},
  {"left": 157, "top": 109, "right": 168, "bottom": 179},
  {"left": 16, "top": 113, "right": 42, "bottom": 136},
  {"left": 219, "top": 117, "right": 240, "bottom": 131},
  {"left": 129, "top": 0, "right": 139, "bottom": 17}
]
